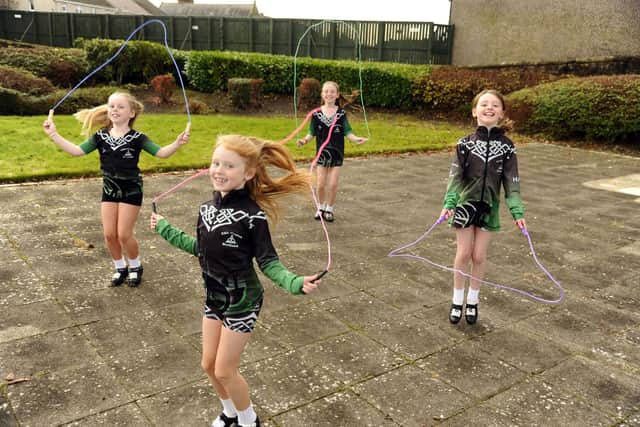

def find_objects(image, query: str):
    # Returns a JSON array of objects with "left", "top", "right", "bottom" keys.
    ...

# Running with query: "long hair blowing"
[
  {"left": 74, "top": 92, "right": 144, "bottom": 136},
  {"left": 216, "top": 135, "right": 310, "bottom": 222}
]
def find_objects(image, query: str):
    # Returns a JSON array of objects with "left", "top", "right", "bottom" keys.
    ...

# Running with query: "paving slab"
[{"left": 1, "top": 143, "right": 639, "bottom": 426}]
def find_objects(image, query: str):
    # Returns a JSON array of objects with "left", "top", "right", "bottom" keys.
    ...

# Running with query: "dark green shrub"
[
  {"left": 228, "top": 78, "right": 263, "bottom": 109},
  {"left": 187, "top": 50, "right": 428, "bottom": 109},
  {"left": 0, "top": 65, "right": 55, "bottom": 96},
  {"left": 0, "top": 46, "right": 88, "bottom": 88},
  {"left": 77, "top": 38, "right": 181, "bottom": 85},
  {"left": 507, "top": 75, "right": 640, "bottom": 141}
]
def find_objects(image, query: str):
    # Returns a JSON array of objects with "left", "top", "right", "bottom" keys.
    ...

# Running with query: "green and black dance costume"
[
  {"left": 155, "top": 188, "right": 305, "bottom": 333},
  {"left": 79, "top": 129, "right": 161, "bottom": 206},
  {"left": 309, "top": 108, "right": 353, "bottom": 167},
  {"left": 443, "top": 126, "right": 524, "bottom": 231}
]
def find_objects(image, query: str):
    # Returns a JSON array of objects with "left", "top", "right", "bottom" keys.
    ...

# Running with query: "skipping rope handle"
[
  {"left": 151, "top": 202, "right": 158, "bottom": 214},
  {"left": 312, "top": 270, "right": 328, "bottom": 283}
]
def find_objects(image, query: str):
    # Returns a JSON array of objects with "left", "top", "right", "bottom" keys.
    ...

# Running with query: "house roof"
[
  {"left": 106, "top": 0, "right": 163, "bottom": 14},
  {"left": 158, "top": 3, "right": 259, "bottom": 17}
]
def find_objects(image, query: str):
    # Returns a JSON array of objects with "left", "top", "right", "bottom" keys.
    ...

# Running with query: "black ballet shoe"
[
  {"left": 449, "top": 304, "right": 463, "bottom": 324},
  {"left": 465, "top": 304, "right": 478, "bottom": 325}
]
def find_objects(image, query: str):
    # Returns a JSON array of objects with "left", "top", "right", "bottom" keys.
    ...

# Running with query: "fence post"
[
  {"left": 67, "top": 13, "right": 74, "bottom": 47},
  {"left": 104, "top": 14, "right": 109, "bottom": 38},
  {"left": 306, "top": 20, "right": 311, "bottom": 57},
  {"left": 426, "top": 22, "right": 433, "bottom": 64},
  {"left": 248, "top": 19, "right": 253, "bottom": 52},
  {"left": 269, "top": 18, "right": 273, "bottom": 54},
  {"left": 288, "top": 20, "right": 293, "bottom": 55},
  {"left": 377, "top": 22, "right": 385, "bottom": 61},
  {"left": 330, "top": 21, "right": 336, "bottom": 59},
  {"left": 219, "top": 17, "right": 224, "bottom": 50},
  {"left": 47, "top": 13, "right": 53, "bottom": 45},
  {"left": 188, "top": 16, "right": 193, "bottom": 49}
]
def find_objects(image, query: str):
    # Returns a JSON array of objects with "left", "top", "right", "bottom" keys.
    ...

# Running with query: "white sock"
[
  {"left": 113, "top": 258, "right": 126, "bottom": 269},
  {"left": 220, "top": 398, "right": 237, "bottom": 417},
  {"left": 467, "top": 288, "right": 480, "bottom": 305},
  {"left": 325, "top": 205, "right": 334, "bottom": 213},
  {"left": 452, "top": 288, "right": 464, "bottom": 305},
  {"left": 128, "top": 257, "right": 141, "bottom": 268},
  {"left": 237, "top": 404, "right": 257, "bottom": 426}
]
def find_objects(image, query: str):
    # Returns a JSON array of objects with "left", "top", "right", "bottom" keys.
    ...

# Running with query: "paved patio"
[{"left": 1, "top": 143, "right": 639, "bottom": 426}]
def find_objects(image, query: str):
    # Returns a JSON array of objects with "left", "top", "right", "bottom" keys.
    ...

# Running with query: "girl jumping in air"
[
  {"left": 43, "top": 91, "right": 189, "bottom": 287},
  {"left": 150, "top": 135, "right": 323, "bottom": 427},
  {"left": 440, "top": 89, "right": 526, "bottom": 325},
  {"left": 297, "top": 80, "right": 367, "bottom": 222}
]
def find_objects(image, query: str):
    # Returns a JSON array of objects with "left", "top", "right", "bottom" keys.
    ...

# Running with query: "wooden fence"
[{"left": 0, "top": 10, "right": 453, "bottom": 64}]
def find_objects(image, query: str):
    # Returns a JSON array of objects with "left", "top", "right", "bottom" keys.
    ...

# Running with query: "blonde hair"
[
  {"left": 471, "top": 89, "right": 514, "bottom": 132},
  {"left": 215, "top": 135, "right": 310, "bottom": 222},
  {"left": 74, "top": 91, "right": 144, "bottom": 136}
]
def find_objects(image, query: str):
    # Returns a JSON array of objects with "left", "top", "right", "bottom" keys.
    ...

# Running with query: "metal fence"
[{"left": 0, "top": 10, "right": 453, "bottom": 64}]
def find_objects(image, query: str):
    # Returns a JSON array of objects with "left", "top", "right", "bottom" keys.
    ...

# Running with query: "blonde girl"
[{"left": 43, "top": 91, "right": 189, "bottom": 287}]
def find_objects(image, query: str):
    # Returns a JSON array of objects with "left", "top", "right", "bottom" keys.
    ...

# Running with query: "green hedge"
[
  {"left": 0, "top": 44, "right": 88, "bottom": 88},
  {"left": 75, "top": 38, "right": 188, "bottom": 85},
  {"left": 186, "top": 50, "right": 429, "bottom": 108},
  {"left": 507, "top": 75, "right": 640, "bottom": 141}
]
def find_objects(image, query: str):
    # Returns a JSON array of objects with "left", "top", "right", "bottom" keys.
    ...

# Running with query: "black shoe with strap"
[
  {"left": 465, "top": 304, "right": 478, "bottom": 324},
  {"left": 210, "top": 412, "right": 238, "bottom": 427},
  {"left": 449, "top": 304, "right": 463, "bottom": 324},
  {"left": 111, "top": 268, "right": 128, "bottom": 287},
  {"left": 127, "top": 265, "right": 143, "bottom": 287},
  {"left": 323, "top": 210, "right": 335, "bottom": 222}
]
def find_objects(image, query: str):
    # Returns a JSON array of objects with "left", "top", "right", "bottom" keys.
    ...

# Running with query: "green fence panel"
[{"left": 0, "top": 10, "right": 452, "bottom": 64}]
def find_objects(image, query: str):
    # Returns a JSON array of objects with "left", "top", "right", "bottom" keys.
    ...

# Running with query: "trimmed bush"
[
  {"left": 187, "top": 50, "right": 428, "bottom": 108},
  {"left": 151, "top": 74, "right": 176, "bottom": 103},
  {"left": 412, "top": 66, "right": 561, "bottom": 113},
  {"left": 0, "top": 46, "right": 88, "bottom": 88},
  {"left": 228, "top": 78, "right": 263, "bottom": 109},
  {"left": 297, "top": 78, "right": 321, "bottom": 110},
  {"left": 507, "top": 75, "right": 640, "bottom": 141},
  {"left": 0, "top": 65, "right": 55, "bottom": 96},
  {"left": 76, "top": 38, "right": 183, "bottom": 85}
]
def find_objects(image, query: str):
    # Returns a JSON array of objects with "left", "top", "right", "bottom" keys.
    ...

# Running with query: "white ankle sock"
[
  {"left": 113, "top": 258, "right": 126, "bottom": 269},
  {"left": 325, "top": 205, "right": 334, "bottom": 213},
  {"left": 467, "top": 288, "right": 480, "bottom": 305},
  {"left": 220, "top": 398, "right": 237, "bottom": 417},
  {"left": 453, "top": 288, "right": 464, "bottom": 305},
  {"left": 128, "top": 257, "right": 141, "bottom": 268},
  {"left": 237, "top": 404, "right": 257, "bottom": 426}
]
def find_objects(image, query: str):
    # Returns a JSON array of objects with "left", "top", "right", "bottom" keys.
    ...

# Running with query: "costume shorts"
[
  {"left": 101, "top": 176, "right": 143, "bottom": 206},
  {"left": 203, "top": 274, "right": 263, "bottom": 334},
  {"left": 452, "top": 201, "right": 490, "bottom": 229},
  {"left": 316, "top": 146, "right": 344, "bottom": 167}
]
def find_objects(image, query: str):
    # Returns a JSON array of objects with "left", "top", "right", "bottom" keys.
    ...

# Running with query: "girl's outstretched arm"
[
  {"left": 347, "top": 133, "right": 367, "bottom": 145},
  {"left": 151, "top": 212, "right": 198, "bottom": 256},
  {"left": 155, "top": 128, "right": 190, "bottom": 158},
  {"left": 43, "top": 116, "right": 85, "bottom": 157}
]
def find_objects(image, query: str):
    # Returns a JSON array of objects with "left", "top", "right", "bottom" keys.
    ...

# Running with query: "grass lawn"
[{"left": 0, "top": 112, "right": 465, "bottom": 183}]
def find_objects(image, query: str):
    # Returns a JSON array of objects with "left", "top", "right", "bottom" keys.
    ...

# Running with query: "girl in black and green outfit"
[
  {"left": 151, "top": 135, "right": 323, "bottom": 427},
  {"left": 439, "top": 89, "right": 526, "bottom": 325},
  {"left": 43, "top": 91, "right": 189, "bottom": 287}
]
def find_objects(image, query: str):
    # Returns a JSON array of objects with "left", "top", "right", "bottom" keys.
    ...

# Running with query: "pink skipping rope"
[{"left": 151, "top": 107, "right": 337, "bottom": 277}]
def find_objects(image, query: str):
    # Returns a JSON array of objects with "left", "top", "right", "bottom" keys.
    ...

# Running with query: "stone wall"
[{"left": 450, "top": 0, "right": 640, "bottom": 66}]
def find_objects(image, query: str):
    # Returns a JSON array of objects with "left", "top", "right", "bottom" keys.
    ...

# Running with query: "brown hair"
[
  {"left": 471, "top": 89, "right": 514, "bottom": 132},
  {"left": 74, "top": 91, "right": 144, "bottom": 136},
  {"left": 321, "top": 81, "right": 344, "bottom": 107},
  {"left": 214, "top": 135, "right": 310, "bottom": 222}
]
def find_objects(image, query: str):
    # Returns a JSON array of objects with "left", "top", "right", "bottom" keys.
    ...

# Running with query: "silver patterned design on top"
[
  {"left": 460, "top": 139, "right": 516, "bottom": 163},
  {"left": 199, "top": 204, "right": 266, "bottom": 232},
  {"left": 97, "top": 130, "right": 141, "bottom": 151}
]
